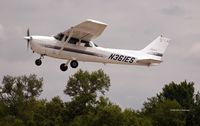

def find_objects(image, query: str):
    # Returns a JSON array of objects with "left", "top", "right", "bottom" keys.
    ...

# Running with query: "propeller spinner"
[{"left": 24, "top": 29, "right": 32, "bottom": 50}]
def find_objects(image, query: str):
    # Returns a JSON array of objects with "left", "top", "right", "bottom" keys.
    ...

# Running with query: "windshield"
[{"left": 53, "top": 33, "right": 64, "bottom": 41}]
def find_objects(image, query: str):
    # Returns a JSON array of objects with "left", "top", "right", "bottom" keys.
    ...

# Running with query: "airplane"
[{"left": 24, "top": 19, "right": 170, "bottom": 72}]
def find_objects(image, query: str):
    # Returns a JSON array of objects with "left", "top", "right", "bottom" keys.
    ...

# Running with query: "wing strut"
[{"left": 59, "top": 27, "right": 74, "bottom": 55}]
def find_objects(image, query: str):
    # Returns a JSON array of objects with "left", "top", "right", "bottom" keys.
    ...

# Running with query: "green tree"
[
  {"left": 142, "top": 80, "right": 198, "bottom": 126},
  {"left": 63, "top": 69, "right": 110, "bottom": 119},
  {"left": 0, "top": 74, "right": 43, "bottom": 125},
  {"left": 142, "top": 98, "right": 185, "bottom": 126},
  {"left": 157, "top": 80, "right": 195, "bottom": 126},
  {"left": 122, "top": 109, "right": 152, "bottom": 126},
  {"left": 158, "top": 80, "right": 194, "bottom": 108},
  {"left": 190, "top": 92, "right": 200, "bottom": 126}
]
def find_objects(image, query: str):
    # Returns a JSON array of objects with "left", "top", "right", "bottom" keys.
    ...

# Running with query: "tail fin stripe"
[{"left": 148, "top": 52, "right": 163, "bottom": 57}]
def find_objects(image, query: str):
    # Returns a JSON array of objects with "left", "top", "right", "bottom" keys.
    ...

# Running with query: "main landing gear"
[
  {"left": 60, "top": 60, "right": 79, "bottom": 72},
  {"left": 60, "top": 63, "right": 68, "bottom": 71},
  {"left": 70, "top": 60, "right": 78, "bottom": 68}
]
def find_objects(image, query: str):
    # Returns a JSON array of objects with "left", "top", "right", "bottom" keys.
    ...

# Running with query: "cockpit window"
[
  {"left": 54, "top": 33, "right": 64, "bottom": 41},
  {"left": 84, "top": 42, "right": 92, "bottom": 47},
  {"left": 54, "top": 34, "right": 98, "bottom": 47},
  {"left": 66, "top": 37, "right": 79, "bottom": 44}
]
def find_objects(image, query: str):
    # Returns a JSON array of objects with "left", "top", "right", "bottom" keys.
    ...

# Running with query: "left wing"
[{"left": 63, "top": 19, "right": 107, "bottom": 41}]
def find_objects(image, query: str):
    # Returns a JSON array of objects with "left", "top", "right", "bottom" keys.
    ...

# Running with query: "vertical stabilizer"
[{"left": 141, "top": 35, "right": 170, "bottom": 58}]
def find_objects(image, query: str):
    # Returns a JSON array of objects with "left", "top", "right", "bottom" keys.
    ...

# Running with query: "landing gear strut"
[{"left": 35, "top": 54, "right": 44, "bottom": 66}]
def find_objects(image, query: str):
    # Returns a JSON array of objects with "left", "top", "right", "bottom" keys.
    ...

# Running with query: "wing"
[{"left": 63, "top": 19, "right": 107, "bottom": 41}]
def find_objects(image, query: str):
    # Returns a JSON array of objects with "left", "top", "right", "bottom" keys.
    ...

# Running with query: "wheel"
[
  {"left": 60, "top": 63, "right": 68, "bottom": 71},
  {"left": 35, "top": 59, "right": 42, "bottom": 66},
  {"left": 70, "top": 60, "right": 78, "bottom": 68}
]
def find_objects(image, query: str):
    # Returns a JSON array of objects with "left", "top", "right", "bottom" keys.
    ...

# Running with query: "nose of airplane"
[
  {"left": 24, "top": 36, "right": 32, "bottom": 40},
  {"left": 24, "top": 29, "right": 33, "bottom": 50}
]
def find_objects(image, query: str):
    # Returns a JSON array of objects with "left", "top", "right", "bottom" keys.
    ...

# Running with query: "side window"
[
  {"left": 84, "top": 42, "right": 93, "bottom": 47},
  {"left": 70, "top": 38, "right": 78, "bottom": 44},
  {"left": 66, "top": 37, "right": 78, "bottom": 44}
]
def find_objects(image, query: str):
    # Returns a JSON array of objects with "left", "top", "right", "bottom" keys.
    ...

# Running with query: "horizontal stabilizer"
[{"left": 136, "top": 59, "right": 162, "bottom": 66}]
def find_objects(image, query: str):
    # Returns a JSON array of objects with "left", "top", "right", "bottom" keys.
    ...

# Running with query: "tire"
[
  {"left": 35, "top": 59, "right": 42, "bottom": 66},
  {"left": 70, "top": 60, "right": 78, "bottom": 68},
  {"left": 60, "top": 63, "right": 68, "bottom": 71}
]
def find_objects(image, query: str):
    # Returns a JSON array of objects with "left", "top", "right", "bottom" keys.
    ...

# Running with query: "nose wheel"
[
  {"left": 35, "top": 54, "right": 44, "bottom": 66},
  {"left": 35, "top": 59, "right": 42, "bottom": 66}
]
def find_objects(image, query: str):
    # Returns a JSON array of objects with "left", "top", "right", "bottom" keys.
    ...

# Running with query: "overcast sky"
[{"left": 0, "top": 0, "right": 200, "bottom": 109}]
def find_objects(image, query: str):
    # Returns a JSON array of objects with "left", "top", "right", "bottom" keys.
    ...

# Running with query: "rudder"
[{"left": 141, "top": 35, "right": 170, "bottom": 57}]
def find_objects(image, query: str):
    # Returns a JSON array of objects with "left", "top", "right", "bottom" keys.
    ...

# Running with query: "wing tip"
[{"left": 86, "top": 19, "right": 108, "bottom": 26}]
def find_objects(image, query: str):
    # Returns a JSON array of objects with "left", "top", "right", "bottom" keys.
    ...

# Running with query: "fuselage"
[{"left": 30, "top": 36, "right": 149, "bottom": 66}]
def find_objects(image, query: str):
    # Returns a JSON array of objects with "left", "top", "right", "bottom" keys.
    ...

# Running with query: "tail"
[
  {"left": 137, "top": 35, "right": 170, "bottom": 66},
  {"left": 141, "top": 35, "right": 170, "bottom": 59}
]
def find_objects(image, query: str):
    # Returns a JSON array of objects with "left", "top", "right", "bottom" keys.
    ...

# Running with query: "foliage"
[
  {"left": 0, "top": 74, "right": 43, "bottom": 125},
  {"left": 63, "top": 69, "right": 110, "bottom": 119},
  {"left": 142, "top": 80, "right": 199, "bottom": 126},
  {"left": 0, "top": 71, "right": 199, "bottom": 126},
  {"left": 158, "top": 80, "right": 194, "bottom": 108}
]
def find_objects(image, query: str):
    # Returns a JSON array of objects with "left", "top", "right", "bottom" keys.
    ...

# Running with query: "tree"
[
  {"left": 33, "top": 96, "right": 64, "bottom": 126},
  {"left": 0, "top": 74, "right": 43, "bottom": 105},
  {"left": 122, "top": 109, "right": 152, "bottom": 126},
  {"left": 94, "top": 98, "right": 123, "bottom": 126},
  {"left": 190, "top": 92, "right": 200, "bottom": 126},
  {"left": 142, "top": 98, "right": 185, "bottom": 126},
  {"left": 158, "top": 80, "right": 194, "bottom": 108},
  {"left": 157, "top": 80, "right": 195, "bottom": 126},
  {"left": 142, "top": 80, "right": 198, "bottom": 126},
  {"left": 0, "top": 74, "right": 43, "bottom": 125},
  {"left": 64, "top": 69, "right": 110, "bottom": 97},
  {"left": 63, "top": 69, "right": 110, "bottom": 118}
]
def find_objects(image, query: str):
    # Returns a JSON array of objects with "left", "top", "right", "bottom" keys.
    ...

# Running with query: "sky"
[{"left": 0, "top": 0, "right": 200, "bottom": 109}]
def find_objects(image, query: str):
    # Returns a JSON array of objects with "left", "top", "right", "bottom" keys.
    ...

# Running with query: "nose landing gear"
[
  {"left": 35, "top": 59, "right": 42, "bottom": 66},
  {"left": 35, "top": 54, "right": 44, "bottom": 66}
]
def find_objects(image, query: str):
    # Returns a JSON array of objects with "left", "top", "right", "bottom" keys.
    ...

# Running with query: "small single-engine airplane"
[{"left": 24, "top": 19, "right": 170, "bottom": 71}]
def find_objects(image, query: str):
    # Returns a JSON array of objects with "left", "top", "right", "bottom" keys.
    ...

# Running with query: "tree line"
[{"left": 0, "top": 69, "right": 199, "bottom": 126}]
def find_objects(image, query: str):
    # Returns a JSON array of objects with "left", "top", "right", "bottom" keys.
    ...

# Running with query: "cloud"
[
  {"left": 0, "top": 24, "right": 5, "bottom": 40},
  {"left": 189, "top": 42, "right": 200, "bottom": 55},
  {"left": 182, "top": 42, "right": 200, "bottom": 66},
  {"left": 162, "top": 5, "right": 185, "bottom": 16}
]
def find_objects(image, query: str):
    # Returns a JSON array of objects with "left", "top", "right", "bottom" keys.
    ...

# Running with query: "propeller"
[{"left": 24, "top": 29, "right": 32, "bottom": 50}]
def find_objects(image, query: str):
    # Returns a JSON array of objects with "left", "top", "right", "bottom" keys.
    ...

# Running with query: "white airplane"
[{"left": 24, "top": 19, "right": 170, "bottom": 71}]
